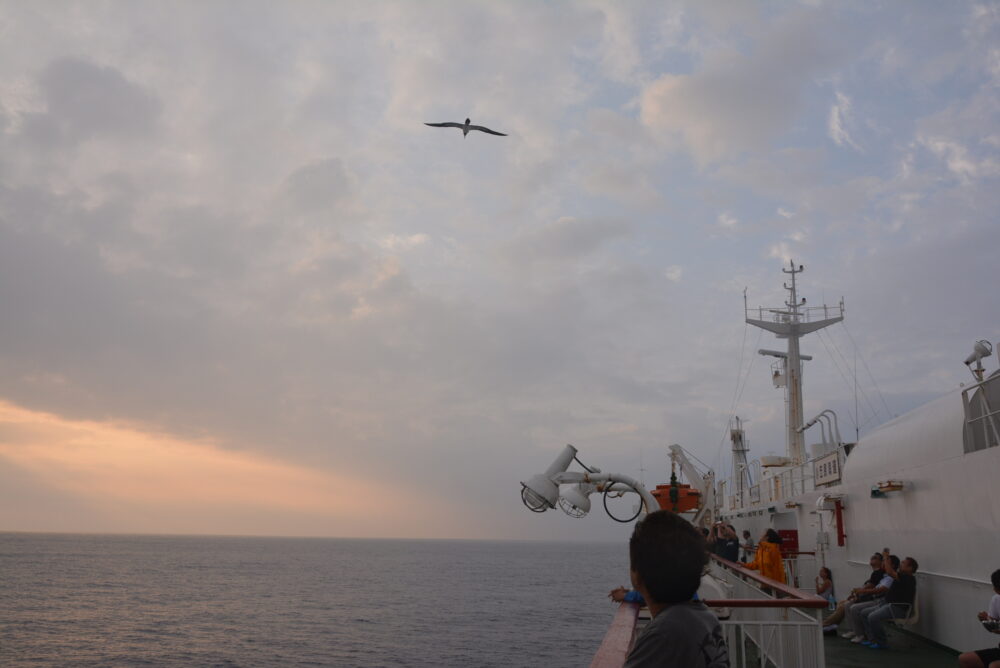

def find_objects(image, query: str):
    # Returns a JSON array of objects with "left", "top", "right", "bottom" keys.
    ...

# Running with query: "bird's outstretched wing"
[
  {"left": 425, "top": 122, "right": 464, "bottom": 129},
  {"left": 468, "top": 125, "right": 507, "bottom": 136}
]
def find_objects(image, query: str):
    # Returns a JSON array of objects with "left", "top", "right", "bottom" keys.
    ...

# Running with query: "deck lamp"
[
  {"left": 520, "top": 444, "right": 577, "bottom": 512},
  {"left": 557, "top": 482, "right": 594, "bottom": 518},
  {"left": 520, "top": 444, "right": 658, "bottom": 520}
]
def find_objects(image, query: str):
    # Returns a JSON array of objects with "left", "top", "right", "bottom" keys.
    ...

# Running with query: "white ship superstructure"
[{"left": 706, "top": 262, "right": 1000, "bottom": 652}]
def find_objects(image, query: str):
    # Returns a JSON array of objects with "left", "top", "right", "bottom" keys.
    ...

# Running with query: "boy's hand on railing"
[{"left": 608, "top": 586, "right": 628, "bottom": 602}]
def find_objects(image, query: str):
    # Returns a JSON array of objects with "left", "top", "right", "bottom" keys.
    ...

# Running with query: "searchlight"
[
  {"left": 965, "top": 340, "right": 994, "bottom": 381},
  {"left": 520, "top": 444, "right": 658, "bottom": 522}
]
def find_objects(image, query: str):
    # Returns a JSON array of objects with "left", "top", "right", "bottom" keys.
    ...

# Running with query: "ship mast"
[
  {"left": 730, "top": 416, "right": 751, "bottom": 498},
  {"left": 745, "top": 262, "right": 844, "bottom": 465}
]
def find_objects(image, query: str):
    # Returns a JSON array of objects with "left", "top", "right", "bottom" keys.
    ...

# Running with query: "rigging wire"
[
  {"left": 840, "top": 321, "right": 893, "bottom": 418},
  {"left": 724, "top": 328, "right": 764, "bottom": 482},
  {"left": 677, "top": 442, "right": 714, "bottom": 472},
  {"left": 713, "top": 325, "right": 763, "bottom": 481},
  {"left": 713, "top": 322, "right": 749, "bottom": 476},
  {"left": 815, "top": 328, "right": 886, "bottom": 433},
  {"left": 822, "top": 328, "right": 876, "bottom": 419},
  {"left": 733, "top": 329, "right": 764, "bottom": 418},
  {"left": 814, "top": 329, "right": 860, "bottom": 432},
  {"left": 818, "top": 328, "right": 882, "bottom": 429}
]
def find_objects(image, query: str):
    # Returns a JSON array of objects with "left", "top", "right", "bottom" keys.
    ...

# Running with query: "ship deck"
[{"left": 824, "top": 627, "right": 958, "bottom": 667}]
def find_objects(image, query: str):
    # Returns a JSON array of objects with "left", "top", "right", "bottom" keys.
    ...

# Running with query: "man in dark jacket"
[
  {"left": 719, "top": 525, "right": 740, "bottom": 562},
  {"left": 858, "top": 550, "right": 919, "bottom": 650},
  {"left": 825, "top": 552, "right": 885, "bottom": 633}
]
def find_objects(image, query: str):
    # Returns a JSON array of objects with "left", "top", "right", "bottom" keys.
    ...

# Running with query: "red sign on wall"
[{"left": 777, "top": 529, "right": 799, "bottom": 556}]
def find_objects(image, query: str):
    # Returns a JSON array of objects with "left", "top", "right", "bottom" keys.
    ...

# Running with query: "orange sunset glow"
[{"left": 0, "top": 400, "right": 458, "bottom": 537}]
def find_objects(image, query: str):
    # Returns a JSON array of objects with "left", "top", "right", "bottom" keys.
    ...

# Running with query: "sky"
[{"left": 0, "top": 1, "right": 998, "bottom": 542}]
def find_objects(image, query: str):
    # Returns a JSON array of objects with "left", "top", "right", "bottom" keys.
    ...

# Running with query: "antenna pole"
[{"left": 855, "top": 349, "right": 860, "bottom": 441}]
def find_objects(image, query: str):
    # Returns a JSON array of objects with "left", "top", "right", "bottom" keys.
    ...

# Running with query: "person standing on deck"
[
  {"left": 739, "top": 530, "right": 755, "bottom": 562},
  {"left": 706, "top": 524, "right": 721, "bottom": 556},
  {"left": 623, "top": 510, "right": 729, "bottom": 668},
  {"left": 742, "top": 529, "right": 785, "bottom": 584},
  {"left": 718, "top": 525, "right": 740, "bottom": 562}
]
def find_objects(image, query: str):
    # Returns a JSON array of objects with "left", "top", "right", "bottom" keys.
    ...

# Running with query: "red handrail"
[
  {"left": 590, "top": 557, "right": 827, "bottom": 667},
  {"left": 590, "top": 602, "right": 639, "bottom": 668},
  {"left": 740, "top": 548, "right": 818, "bottom": 556},
  {"left": 704, "top": 598, "right": 827, "bottom": 608},
  {"left": 709, "top": 554, "right": 827, "bottom": 605}
]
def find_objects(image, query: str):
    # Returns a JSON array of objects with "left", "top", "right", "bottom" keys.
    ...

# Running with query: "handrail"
[
  {"left": 738, "top": 549, "right": 818, "bottom": 557},
  {"left": 590, "top": 602, "right": 639, "bottom": 668},
  {"left": 703, "top": 599, "right": 827, "bottom": 608},
  {"left": 591, "top": 559, "right": 826, "bottom": 667},
  {"left": 709, "top": 555, "right": 828, "bottom": 606}
]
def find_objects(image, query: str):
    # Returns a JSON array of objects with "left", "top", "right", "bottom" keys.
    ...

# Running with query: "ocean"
[{"left": 0, "top": 533, "right": 629, "bottom": 667}]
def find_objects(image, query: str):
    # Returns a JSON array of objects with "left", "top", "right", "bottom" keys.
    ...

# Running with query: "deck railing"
[
  {"left": 710, "top": 555, "right": 828, "bottom": 668},
  {"left": 745, "top": 302, "right": 844, "bottom": 326},
  {"left": 590, "top": 555, "right": 827, "bottom": 668},
  {"left": 783, "top": 552, "right": 821, "bottom": 593},
  {"left": 590, "top": 602, "right": 640, "bottom": 668}
]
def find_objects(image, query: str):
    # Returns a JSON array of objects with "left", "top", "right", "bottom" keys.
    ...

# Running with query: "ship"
[
  {"left": 671, "top": 260, "right": 1000, "bottom": 653},
  {"left": 520, "top": 261, "right": 999, "bottom": 664}
]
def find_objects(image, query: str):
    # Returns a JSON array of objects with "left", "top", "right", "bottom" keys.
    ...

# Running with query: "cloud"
[
  {"left": 19, "top": 58, "right": 160, "bottom": 148},
  {"left": 639, "top": 9, "right": 840, "bottom": 164},
  {"left": 280, "top": 158, "right": 364, "bottom": 222},
  {"left": 768, "top": 241, "right": 794, "bottom": 261},
  {"left": 0, "top": 399, "right": 461, "bottom": 537},
  {"left": 828, "top": 91, "right": 862, "bottom": 151},
  {"left": 717, "top": 212, "right": 738, "bottom": 228},
  {"left": 502, "top": 216, "right": 632, "bottom": 268},
  {"left": 918, "top": 136, "right": 1000, "bottom": 182},
  {"left": 0, "top": 1, "right": 998, "bottom": 542},
  {"left": 378, "top": 233, "right": 429, "bottom": 251}
]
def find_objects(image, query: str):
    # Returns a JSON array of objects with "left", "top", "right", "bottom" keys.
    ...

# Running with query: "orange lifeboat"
[{"left": 651, "top": 483, "right": 701, "bottom": 512}]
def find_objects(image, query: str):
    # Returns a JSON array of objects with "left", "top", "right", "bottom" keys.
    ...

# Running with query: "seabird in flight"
[{"left": 424, "top": 118, "right": 507, "bottom": 137}]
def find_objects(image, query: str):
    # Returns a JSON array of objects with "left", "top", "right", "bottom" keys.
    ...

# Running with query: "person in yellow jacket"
[{"left": 743, "top": 528, "right": 786, "bottom": 584}]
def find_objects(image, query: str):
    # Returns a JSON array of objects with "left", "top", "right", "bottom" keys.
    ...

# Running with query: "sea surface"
[{"left": 0, "top": 533, "right": 629, "bottom": 667}]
